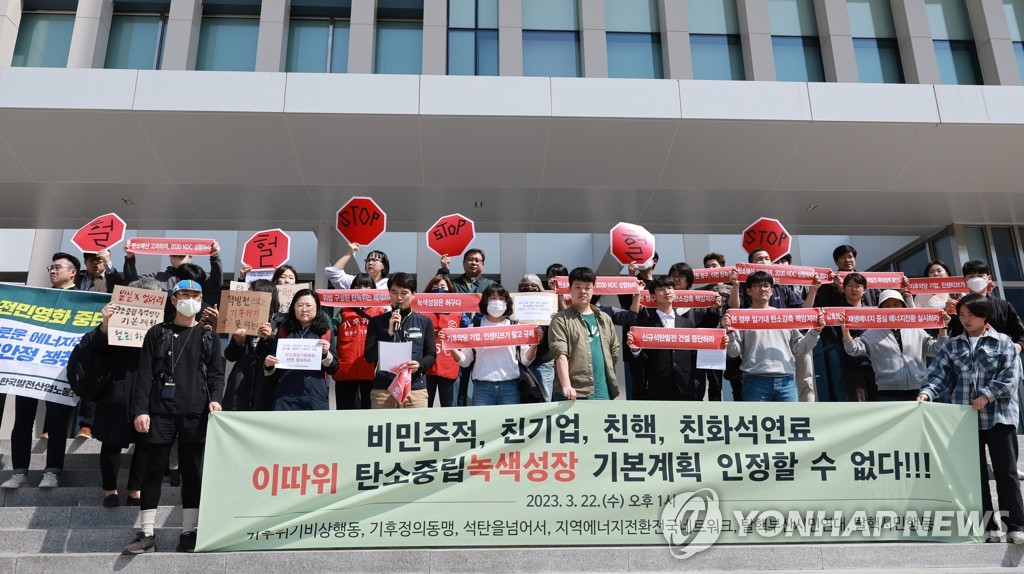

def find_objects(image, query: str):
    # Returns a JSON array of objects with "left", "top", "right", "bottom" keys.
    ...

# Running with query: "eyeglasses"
[
  {"left": 364, "top": 258, "right": 382, "bottom": 264},
  {"left": 465, "top": 258, "right": 484, "bottom": 264},
  {"left": 46, "top": 265, "right": 72, "bottom": 272}
]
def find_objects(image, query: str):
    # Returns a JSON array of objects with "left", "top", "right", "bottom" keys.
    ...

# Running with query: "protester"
[
  {"left": 698, "top": 255, "right": 738, "bottom": 401},
  {"left": 422, "top": 274, "right": 460, "bottom": 407},
  {"left": 814, "top": 244, "right": 878, "bottom": 307},
  {"left": 517, "top": 274, "right": 555, "bottom": 401},
  {"left": 617, "top": 252, "right": 657, "bottom": 400},
  {"left": 123, "top": 241, "right": 223, "bottom": 308},
  {"left": 272, "top": 265, "right": 298, "bottom": 285},
  {"left": 77, "top": 250, "right": 121, "bottom": 293},
  {"left": 548, "top": 267, "right": 620, "bottom": 401},
  {"left": 264, "top": 289, "right": 338, "bottom": 411},
  {"left": 333, "top": 274, "right": 385, "bottom": 410},
  {"left": 221, "top": 280, "right": 278, "bottom": 411},
  {"left": 949, "top": 260, "right": 1024, "bottom": 351},
  {"left": 325, "top": 243, "right": 389, "bottom": 289},
  {"left": 914, "top": 260, "right": 958, "bottom": 311},
  {"left": 438, "top": 250, "right": 493, "bottom": 406},
  {"left": 823, "top": 273, "right": 878, "bottom": 402}
]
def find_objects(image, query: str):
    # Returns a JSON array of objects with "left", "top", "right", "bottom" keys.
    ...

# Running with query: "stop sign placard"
[
  {"left": 609, "top": 222, "right": 656, "bottom": 266},
  {"left": 337, "top": 196, "right": 386, "bottom": 246},
  {"left": 71, "top": 213, "right": 127, "bottom": 253},
  {"left": 242, "top": 229, "right": 291, "bottom": 270},
  {"left": 742, "top": 217, "right": 791, "bottom": 262},
  {"left": 426, "top": 213, "right": 475, "bottom": 257}
]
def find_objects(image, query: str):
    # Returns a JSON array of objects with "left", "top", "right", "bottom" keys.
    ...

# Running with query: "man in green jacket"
[{"left": 549, "top": 267, "right": 620, "bottom": 401}]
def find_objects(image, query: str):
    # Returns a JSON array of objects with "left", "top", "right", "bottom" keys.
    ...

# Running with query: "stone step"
[
  {"left": 0, "top": 452, "right": 135, "bottom": 470},
  {"left": 0, "top": 468, "right": 175, "bottom": 488},
  {"left": 2, "top": 486, "right": 181, "bottom": 507},
  {"left": 0, "top": 506, "right": 182, "bottom": 529},
  {"left": 0, "top": 527, "right": 185, "bottom": 554},
  {"left": 0, "top": 439, "right": 109, "bottom": 455}
]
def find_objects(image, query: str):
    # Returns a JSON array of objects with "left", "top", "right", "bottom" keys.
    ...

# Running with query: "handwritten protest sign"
[
  {"left": 217, "top": 291, "right": 271, "bottom": 335},
  {"left": 108, "top": 286, "right": 166, "bottom": 348},
  {"left": 276, "top": 283, "right": 311, "bottom": 313}
]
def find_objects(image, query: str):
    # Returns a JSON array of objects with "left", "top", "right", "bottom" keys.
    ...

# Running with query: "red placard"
[
  {"left": 552, "top": 276, "right": 643, "bottom": 295},
  {"left": 691, "top": 267, "right": 734, "bottom": 286},
  {"left": 906, "top": 277, "right": 967, "bottom": 295},
  {"left": 125, "top": 237, "right": 214, "bottom": 255},
  {"left": 337, "top": 197, "right": 387, "bottom": 245},
  {"left": 835, "top": 271, "right": 906, "bottom": 290},
  {"left": 609, "top": 222, "right": 656, "bottom": 266},
  {"left": 629, "top": 327, "right": 726, "bottom": 350},
  {"left": 442, "top": 324, "right": 540, "bottom": 350},
  {"left": 639, "top": 290, "right": 719, "bottom": 308},
  {"left": 725, "top": 308, "right": 823, "bottom": 330},
  {"left": 71, "top": 213, "right": 127, "bottom": 253},
  {"left": 822, "top": 307, "right": 944, "bottom": 329},
  {"left": 242, "top": 229, "right": 291, "bottom": 271},
  {"left": 412, "top": 293, "right": 482, "bottom": 314},
  {"left": 317, "top": 290, "right": 392, "bottom": 308},
  {"left": 426, "top": 213, "right": 476, "bottom": 257},
  {"left": 734, "top": 263, "right": 831, "bottom": 286},
  {"left": 742, "top": 217, "right": 791, "bottom": 262}
]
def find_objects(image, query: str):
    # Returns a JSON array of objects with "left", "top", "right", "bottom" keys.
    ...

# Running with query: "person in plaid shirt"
[{"left": 918, "top": 294, "right": 1024, "bottom": 544}]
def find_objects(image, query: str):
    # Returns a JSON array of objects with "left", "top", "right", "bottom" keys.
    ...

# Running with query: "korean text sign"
[
  {"left": 108, "top": 286, "right": 166, "bottom": 348},
  {"left": 216, "top": 291, "right": 272, "bottom": 335}
]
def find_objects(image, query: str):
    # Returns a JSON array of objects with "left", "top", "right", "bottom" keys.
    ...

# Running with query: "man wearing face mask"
[
  {"left": 617, "top": 252, "right": 658, "bottom": 400},
  {"left": 950, "top": 261, "right": 1024, "bottom": 353},
  {"left": 124, "top": 280, "right": 224, "bottom": 555}
]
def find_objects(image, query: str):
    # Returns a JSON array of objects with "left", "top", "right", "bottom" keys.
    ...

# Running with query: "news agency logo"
[{"left": 660, "top": 488, "right": 722, "bottom": 560}]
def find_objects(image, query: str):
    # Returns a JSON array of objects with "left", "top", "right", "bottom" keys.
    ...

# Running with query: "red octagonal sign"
[
  {"left": 242, "top": 229, "right": 291, "bottom": 270},
  {"left": 609, "top": 222, "right": 656, "bottom": 266},
  {"left": 71, "top": 213, "right": 127, "bottom": 253},
  {"left": 742, "top": 217, "right": 791, "bottom": 262},
  {"left": 337, "top": 196, "right": 387, "bottom": 246},
  {"left": 426, "top": 213, "right": 476, "bottom": 257}
]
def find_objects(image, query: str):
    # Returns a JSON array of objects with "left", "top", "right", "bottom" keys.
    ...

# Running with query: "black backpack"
[{"left": 67, "top": 335, "right": 113, "bottom": 402}]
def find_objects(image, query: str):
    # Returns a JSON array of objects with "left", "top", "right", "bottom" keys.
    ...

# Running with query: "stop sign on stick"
[
  {"left": 71, "top": 213, "right": 127, "bottom": 253},
  {"left": 742, "top": 217, "right": 791, "bottom": 262},
  {"left": 426, "top": 214, "right": 475, "bottom": 257},
  {"left": 337, "top": 197, "right": 386, "bottom": 245},
  {"left": 609, "top": 222, "right": 656, "bottom": 266},
  {"left": 242, "top": 229, "right": 291, "bottom": 271}
]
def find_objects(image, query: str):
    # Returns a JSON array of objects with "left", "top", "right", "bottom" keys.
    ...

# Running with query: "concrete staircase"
[{"left": 0, "top": 438, "right": 1023, "bottom": 573}]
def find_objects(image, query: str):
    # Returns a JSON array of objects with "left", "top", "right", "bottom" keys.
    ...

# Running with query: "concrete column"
[
  {"left": 967, "top": 0, "right": 1022, "bottom": 85},
  {"left": 422, "top": 0, "right": 446, "bottom": 75},
  {"left": 255, "top": 0, "right": 289, "bottom": 72},
  {"left": 67, "top": 0, "right": 114, "bottom": 68},
  {"left": 579, "top": 0, "right": 607, "bottom": 77},
  {"left": 814, "top": 0, "right": 857, "bottom": 82},
  {"left": 737, "top": 0, "right": 775, "bottom": 81},
  {"left": 163, "top": 0, "right": 202, "bottom": 70},
  {"left": 349, "top": 0, "right": 375, "bottom": 73},
  {"left": 891, "top": 0, "right": 941, "bottom": 84},
  {"left": 315, "top": 222, "right": 333, "bottom": 291},
  {"left": 0, "top": 0, "right": 22, "bottom": 67},
  {"left": 659, "top": 0, "right": 691, "bottom": 79},
  {"left": 498, "top": 0, "right": 522, "bottom": 75}
]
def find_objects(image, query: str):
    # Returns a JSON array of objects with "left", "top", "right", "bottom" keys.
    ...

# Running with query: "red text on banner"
[{"left": 628, "top": 327, "right": 727, "bottom": 350}]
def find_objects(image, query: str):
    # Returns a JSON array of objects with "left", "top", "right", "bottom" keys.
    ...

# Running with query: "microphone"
[{"left": 391, "top": 304, "right": 401, "bottom": 342}]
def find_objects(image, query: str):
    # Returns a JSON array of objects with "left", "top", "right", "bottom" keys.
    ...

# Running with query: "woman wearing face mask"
[
  {"left": 423, "top": 274, "right": 461, "bottom": 407},
  {"left": 264, "top": 290, "right": 339, "bottom": 411},
  {"left": 444, "top": 284, "right": 542, "bottom": 406},
  {"left": 332, "top": 274, "right": 386, "bottom": 410}
]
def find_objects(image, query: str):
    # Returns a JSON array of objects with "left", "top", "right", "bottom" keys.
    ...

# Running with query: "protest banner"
[
  {"left": 906, "top": 277, "right": 967, "bottom": 295},
  {"left": 734, "top": 263, "right": 830, "bottom": 286},
  {"left": 692, "top": 267, "right": 734, "bottom": 286},
  {"left": 276, "top": 283, "right": 311, "bottom": 313},
  {"left": 0, "top": 285, "right": 108, "bottom": 406},
  {"left": 835, "top": 272, "right": 905, "bottom": 290},
  {"left": 412, "top": 293, "right": 482, "bottom": 314},
  {"left": 552, "top": 276, "right": 643, "bottom": 295},
  {"left": 197, "top": 402, "right": 981, "bottom": 551},
  {"left": 639, "top": 290, "right": 719, "bottom": 309},
  {"left": 125, "top": 237, "right": 215, "bottom": 256},
  {"left": 510, "top": 292, "right": 558, "bottom": 325},
  {"left": 318, "top": 290, "right": 392, "bottom": 308},
  {"left": 629, "top": 327, "right": 726, "bottom": 350},
  {"left": 725, "top": 308, "right": 823, "bottom": 330},
  {"left": 822, "top": 307, "right": 945, "bottom": 329},
  {"left": 442, "top": 324, "right": 541, "bottom": 350},
  {"left": 217, "top": 291, "right": 272, "bottom": 335},
  {"left": 108, "top": 286, "right": 166, "bottom": 348}
]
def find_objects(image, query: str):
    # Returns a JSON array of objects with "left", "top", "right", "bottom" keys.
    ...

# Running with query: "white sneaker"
[
  {"left": 1018, "top": 468, "right": 1024, "bottom": 480},
  {"left": 38, "top": 472, "right": 58, "bottom": 489},
  {"left": 1, "top": 473, "right": 27, "bottom": 489},
  {"left": 1009, "top": 531, "right": 1024, "bottom": 545}
]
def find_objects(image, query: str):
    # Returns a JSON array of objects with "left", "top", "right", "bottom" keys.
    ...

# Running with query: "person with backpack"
[
  {"left": 263, "top": 289, "right": 338, "bottom": 411},
  {"left": 123, "top": 279, "right": 224, "bottom": 555}
]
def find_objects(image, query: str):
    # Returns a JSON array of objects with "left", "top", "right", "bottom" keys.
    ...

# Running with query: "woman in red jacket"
[
  {"left": 423, "top": 274, "right": 461, "bottom": 407},
  {"left": 333, "top": 274, "right": 386, "bottom": 409}
]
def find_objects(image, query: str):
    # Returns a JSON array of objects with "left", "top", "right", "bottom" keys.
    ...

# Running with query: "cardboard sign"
[
  {"left": 229, "top": 281, "right": 248, "bottom": 292},
  {"left": 125, "top": 237, "right": 215, "bottom": 256},
  {"left": 242, "top": 229, "right": 291, "bottom": 271},
  {"left": 317, "top": 290, "right": 392, "bottom": 308},
  {"left": 71, "top": 213, "right": 127, "bottom": 253},
  {"left": 742, "top": 217, "right": 791, "bottom": 261},
  {"left": 639, "top": 290, "right": 719, "bottom": 309},
  {"left": 442, "top": 324, "right": 541, "bottom": 350},
  {"left": 552, "top": 276, "right": 643, "bottom": 295},
  {"left": 412, "top": 293, "right": 481, "bottom": 314},
  {"left": 906, "top": 277, "right": 967, "bottom": 295},
  {"left": 609, "top": 222, "right": 655, "bottom": 266},
  {"left": 426, "top": 213, "right": 475, "bottom": 257},
  {"left": 725, "top": 308, "right": 823, "bottom": 330},
  {"left": 108, "top": 286, "right": 166, "bottom": 348},
  {"left": 217, "top": 291, "right": 272, "bottom": 335},
  {"left": 822, "top": 307, "right": 945, "bottom": 329},
  {"left": 510, "top": 292, "right": 558, "bottom": 325},
  {"left": 629, "top": 327, "right": 726, "bottom": 350},
  {"left": 735, "top": 263, "right": 831, "bottom": 286},
  {"left": 275, "top": 338, "right": 322, "bottom": 370},
  {"left": 835, "top": 272, "right": 906, "bottom": 290},
  {"left": 276, "top": 283, "right": 311, "bottom": 314},
  {"left": 337, "top": 197, "right": 387, "bottom": 246},
  {"left": 692, "top": 267, "right": 734, "bottom": 286}
]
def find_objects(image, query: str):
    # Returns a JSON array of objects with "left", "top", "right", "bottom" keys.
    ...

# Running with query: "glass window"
[
  {"left": 105, "top": 14, "right": 167, "bottom": 69},
  {"left": 1015, "top": 42, "right": 1024, "bottom": 80},
  {"left": 772, "top": 36, "right": 825, "bottom": 81},
  {"left": 964, "top": 226, "right": 991, "bottom": 267},
  {"left": 1006, "top": 0, "right": 1024, "bottom": 78},
  {"left": 375, "top": 21, "right": 422, "bottom": 74},
  {"left": 691, "top": 34, "right": 745, "bottom": 80},
  {"left": 689, "top": 0, "right": 740, "bottom": 34},
  {"left": 447, "top": 0, "right": 498, "bottom": 76},
  {"left": 767, "top": 0, "right": 818, "bottom": 36},
  {"left": 449, "top": 0, "right": 498, "bottom": 28},
  {"left": 934, "top": 39, "right": 982, "bottom": 84},
  {"left": 894, "top": 245, "right": 930, "bottom": 276},
  {"left": 848, "top": 0, "right": 897, "bottom": 37},
  {"left": 605, "top": 0, "right": 658, "bottom": 33},
  {"left": 11, "top": 13, "right": 75, "bottom": 68},
  {"left": 523, "top": 30, "right": 580, "bottom": 77},
  {"left": 196, "top": 17, "right": 259, "bottom": 71},
  {"left": 331, "top": 21, "right": 350, "bottom": 72},
  {"left": 853, "top": 37, "right": 903, "bottom": 82},
  {"left": 929, "top": 230, "right": 957, "bottom": 272},
  {"left": 522, "top": 0, "right": 577, "bottom": 30},
  {"left": 991, "top": 227, "right": 1023, "bottom": 282},
  {"left": 287, "top": 19, "right": 329, "bottom": 72},
  {"left": 1004, "top": 288, "right": 1024, "bottom": 322},
  {"left": 607, "top": 32, "right": 662, "bottom": 78},
  {"left": 926, "top": 0, "right": 973, "bottom": 41}
]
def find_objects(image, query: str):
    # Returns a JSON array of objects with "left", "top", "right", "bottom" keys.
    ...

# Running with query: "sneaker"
[
  {"left": 1009, "top": 531, "right": 1024, "bottom": 545},
  {"left": 125, "top": 496, "right": 141, "bottom": 507},
  {"left": 38, "top": 472, "right": 58, "bottom": 489},
  {"left": 1018, "top": 468, "right": 1024, "bottom": 481},
  {"left": 985, "top": 530, "right": 1003, "bottom": 543},
  {"left": 0, "top": 474, "right": 27, "bottom": 489},
  {"left": 40, "top": 432, "right": 48, "bottom": 440},
  {"left": 122, "top": 532, "right": 156, "bottom": 555},
  {"left": 76, "top": 427, "right": 92, "bottom": 440},
  {"left": 103, "top": 493, "right": 120, "bottom": 508},
  {"left": 177, "top": 531, "right": 197, "bottom": 553}
]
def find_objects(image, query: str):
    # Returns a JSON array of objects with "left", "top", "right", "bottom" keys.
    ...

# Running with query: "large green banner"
[
  {"left": 197, "top": 402, "right": 982, "bottom": 553},
  {"left": 0, "top": 284, "right": 108, "bottom": 406}
]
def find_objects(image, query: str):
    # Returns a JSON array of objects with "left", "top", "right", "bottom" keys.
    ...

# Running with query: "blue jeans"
[
  {"left": 471, "top": 380, "right": 520, "bottom": 406},
  {"left": 530, "top": 362, "right": 555, "bottom": 402},
  {"left": 742, "top": 374, "right": 798, "bottom": 402}
]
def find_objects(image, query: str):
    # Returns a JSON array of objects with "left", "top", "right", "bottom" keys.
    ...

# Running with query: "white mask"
[
  {"left": 966, "top": 277, "right": 989, "bottom": 294},
  {"left": 637, "top": 260, "right": 655, "bottom": 271},
  {"left": 175, "top": 298, "right": 202, "bottom": 317},
  {"left": 486, "top": 300, "right": 507, "bottom": 317}
]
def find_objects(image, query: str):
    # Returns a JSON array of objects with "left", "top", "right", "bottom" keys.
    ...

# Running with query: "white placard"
[
  {"left": 275, "top": 338, "right": 322, "bottom": 370},
  {"left": 244, "top": 269, "right": 275, "bottom": 284},
  {"left": 510, "top": 292, "right": 558, "bottom": 325},
  {"left": 696, "top": 349, "right": 727, "bottom": 370},
  {"left": 378, "top": 341, "right": 412, "bottom": 373}
]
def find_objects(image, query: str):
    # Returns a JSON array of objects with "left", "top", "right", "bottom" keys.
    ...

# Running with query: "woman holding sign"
[
  {"left": 264, "top": 290, "right": 339, "bottom": 411},
  {"left": 423, "top": 274, "right": 461, "bottom": 407},
  {"left": 333, "top": 274, "right": 386, "bottom": 410},
  {"left": 823, "top": 273, "right": 878, "bottom": 402},
  {"left": 222, "top": 280, "right": 279, "bottom": 411}
]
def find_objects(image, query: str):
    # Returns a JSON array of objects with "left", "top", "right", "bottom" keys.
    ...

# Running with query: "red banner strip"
[
  {"left": 906, "top": 277, "right": 967, "bottom": 295},
  {"left": 442, "top": 325, "right": 541, "bottom": 350},
  {"left": 725, "top": 309, "right": 823, "bottom": 330},
  {"left": 412, "top": 293, "right": 482, "bottom": 313},
  {"left": 691, "top": 267, "right": 734, "bottom": 286},
  {"left": 552, "top": 276, "right": 643, "bottom": 295},
  {"left": 639, "top": 290, "right": 719, "bottom": 308},
  {"left": 822, "top": 307, "right": 944, "bottom": 329},
  {"left": 125, "top": 237, "right": 215, "bottom": 256},
  {"left": 734, "top": 263, "right": 832, "bottom": 286},
  {"left": 629, "top": 327, "right": 726, "bottom": 350},
  {"left": 317, "top": 290, "right": 392, "bottom": 308},
  {"left": 835, "top": 271, "right": 906, "bottom": 290}
]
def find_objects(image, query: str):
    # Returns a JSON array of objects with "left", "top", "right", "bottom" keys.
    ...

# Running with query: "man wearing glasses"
[{"left": 48, "top": 252, "right": 80, "bottom": 290}]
